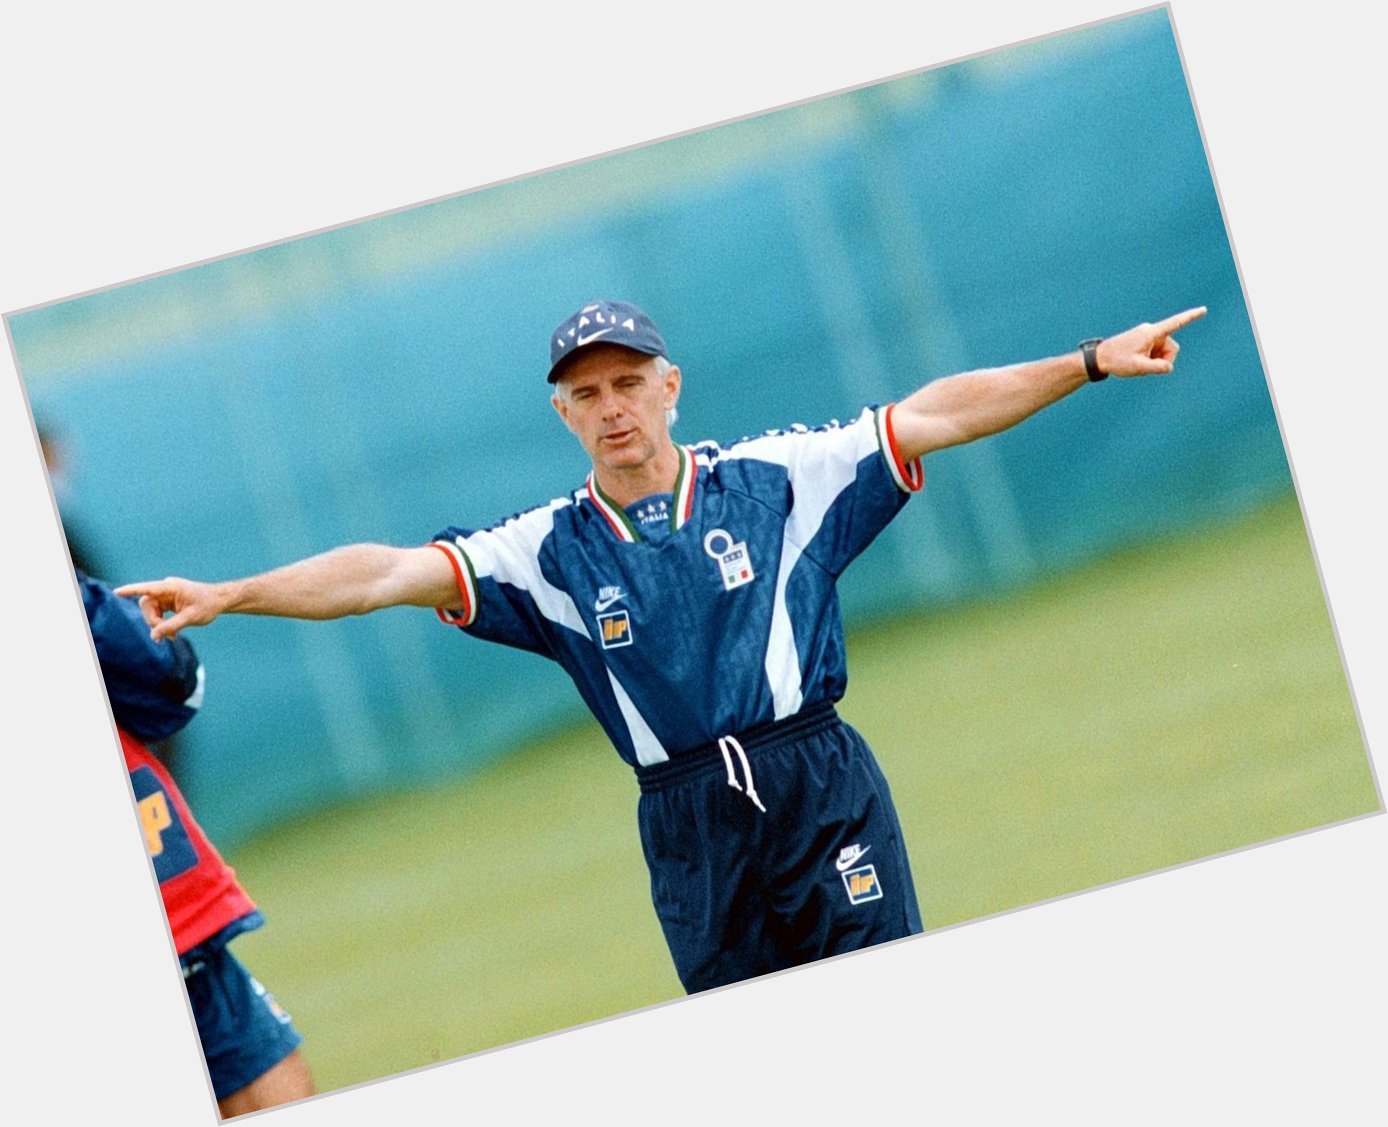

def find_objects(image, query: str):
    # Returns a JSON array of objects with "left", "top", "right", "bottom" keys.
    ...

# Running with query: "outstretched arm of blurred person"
[
  {"left": 116, "top": 542, "right": 460, "bottom": 642},
  {"left": 889, "top": 307, "right": 1206, "bottom": 462},
  {"left": 79, "top": 569, "right": 204, "bottom": 741}
]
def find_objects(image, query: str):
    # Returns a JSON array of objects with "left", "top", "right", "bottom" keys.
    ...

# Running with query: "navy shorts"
[
  {"left": 636, "top": 702, "right": 922, "bottom": 993},
  {"left": 181, "top": 944, "right": 303, "bottom": 1100}
]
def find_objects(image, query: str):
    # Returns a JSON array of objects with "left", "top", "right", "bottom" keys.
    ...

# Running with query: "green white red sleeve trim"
[
  {"left": 429, "top": 539, "right": 479, "bottom": 628},
  {"left": 874, "top": 404, "right": 925, "bottom": 493}
]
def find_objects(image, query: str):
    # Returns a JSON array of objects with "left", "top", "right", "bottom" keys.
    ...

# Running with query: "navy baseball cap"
[{"left": 547, "top": 300, "right": 668, "bottom": 383}]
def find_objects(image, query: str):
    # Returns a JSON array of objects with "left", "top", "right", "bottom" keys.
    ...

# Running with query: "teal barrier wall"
[{"left": 15, "top": 10, "right": 1287, "bottom": 846}]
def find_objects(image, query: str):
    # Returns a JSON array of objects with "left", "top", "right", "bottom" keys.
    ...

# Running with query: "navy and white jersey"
[{"left": 430, "top": 405, "right": 923, "bottom": 768}]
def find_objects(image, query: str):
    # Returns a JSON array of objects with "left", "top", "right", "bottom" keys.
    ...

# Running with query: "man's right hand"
[{"left": 115, "top": 578, "right": 229, "bottom": 642}]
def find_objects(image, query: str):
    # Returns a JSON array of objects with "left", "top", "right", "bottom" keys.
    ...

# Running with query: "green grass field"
[{"left": 228, "top": 493, "right": 1379, "bottom": 1094}]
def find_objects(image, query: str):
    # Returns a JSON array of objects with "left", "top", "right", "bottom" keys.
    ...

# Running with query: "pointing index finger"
[{"left": 1153, "top": 306, "right": 1207, "bottom": 336}]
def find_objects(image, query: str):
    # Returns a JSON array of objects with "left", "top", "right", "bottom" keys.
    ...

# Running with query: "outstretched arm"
[
  {"left": 116, "top": 542, "right": 459, "bottom": 642},
  {"left": 890, "top": 307, "right": 1207, "bottom": 462}
]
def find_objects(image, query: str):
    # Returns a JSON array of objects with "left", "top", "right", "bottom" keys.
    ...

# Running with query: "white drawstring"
[{"left": 717, "top": 735, "right": 766, "bottom": 813}]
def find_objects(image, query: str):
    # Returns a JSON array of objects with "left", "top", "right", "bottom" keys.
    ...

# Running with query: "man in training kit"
[
  {"left": 120, "top": 299, "right": 1206, "bottom": 993},
  {"left": 81, "top": 570, "right": 314, "bottom": 1114}
]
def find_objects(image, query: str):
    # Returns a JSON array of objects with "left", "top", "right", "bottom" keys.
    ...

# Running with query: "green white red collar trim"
[{"left": 586, "top": 444, "right": 697, "bottom": 542}]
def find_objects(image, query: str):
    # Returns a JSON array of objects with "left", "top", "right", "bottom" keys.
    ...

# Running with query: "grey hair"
[{"left": 654, "top": 356, "right": 679, "bottom": 428}]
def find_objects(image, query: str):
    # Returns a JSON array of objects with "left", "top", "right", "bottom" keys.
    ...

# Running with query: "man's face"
[{"left": 552, "top": 345, "right": 681, "bottom": 475}]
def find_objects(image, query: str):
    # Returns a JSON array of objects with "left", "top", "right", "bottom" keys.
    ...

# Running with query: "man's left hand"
[{"left": 1097, "top": 306, "right": 1207, "bottom": 377}]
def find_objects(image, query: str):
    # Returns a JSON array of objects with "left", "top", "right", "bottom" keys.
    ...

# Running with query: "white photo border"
[{"left": 3, "top": 3, "right": 1383, "bottom": 1122}]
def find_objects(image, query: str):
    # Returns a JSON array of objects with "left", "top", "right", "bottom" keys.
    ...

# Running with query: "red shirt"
[{"left": 121, "top": 728, "right": 257, "bottom": 955}]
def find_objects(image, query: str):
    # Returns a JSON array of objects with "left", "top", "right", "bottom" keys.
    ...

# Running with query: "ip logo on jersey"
[
  {"left": 129, "top": 766, "right": 198, "bottom": 883},
  {"left": 841, "top": 864, "right": 883, "bottom": 905},
  {"left": 598, "top": 609, "right": 632, "bottom": 648},
  {"left": 704, "top": 529, "right": 755, "bottom": 591}
]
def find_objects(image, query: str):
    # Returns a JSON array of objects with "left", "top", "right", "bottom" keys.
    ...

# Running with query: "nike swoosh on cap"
[{"left": 576, "top": 327, "right": 615, "bottom": 346}]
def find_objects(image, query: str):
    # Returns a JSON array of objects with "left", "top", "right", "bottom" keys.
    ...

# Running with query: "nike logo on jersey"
[
  {"left": 594, "top": 586, "right": 627, "bottom": 611},
  {"left": 835, "top": 843, "right": 871, "bottom": 871},
  {"left": 576, "top": 327, "right": 615, "bottom": 346}
]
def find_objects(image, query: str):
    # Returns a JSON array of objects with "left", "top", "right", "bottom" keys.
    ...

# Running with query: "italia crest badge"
[{"left": 704, "top": 529, "right": 755, "bottom": 591}]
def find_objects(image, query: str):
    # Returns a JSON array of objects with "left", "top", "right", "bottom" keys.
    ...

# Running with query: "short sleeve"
[
  {"left": 725, "top": 405, "right": 923, "bottom": 576},
  {"left": 428, "top": 497, "right": 588, "bottom": 659}
]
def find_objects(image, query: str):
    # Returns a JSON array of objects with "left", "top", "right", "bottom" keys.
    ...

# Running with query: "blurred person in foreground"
[
  {"left": 44, "top": 421, "right": 192, "bottom": 786},
  {"left": 80, "top": 570, "right": 314, "bottom": 1115},
  {"left": 119, "top": 301, "right": 1206, "bottom": 994}
]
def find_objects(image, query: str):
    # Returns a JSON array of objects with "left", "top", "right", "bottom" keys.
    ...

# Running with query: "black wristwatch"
[{"left": 1078, "top": 338, "right": 1107, "bottom": 382}]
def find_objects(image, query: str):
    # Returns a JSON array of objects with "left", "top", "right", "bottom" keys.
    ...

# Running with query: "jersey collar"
[{"left": 585, "top": 444, "right": 697, "bottom": 543}]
